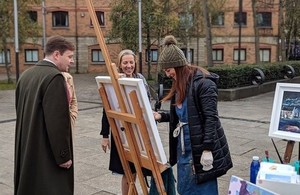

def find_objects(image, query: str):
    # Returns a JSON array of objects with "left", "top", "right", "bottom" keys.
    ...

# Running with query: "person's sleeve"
[
  {"left": 198, "top": 79, "right": 219, "bottom": 151},
  {"left": 69, "top": 76, "right": 78, "bottom": 122},
  {"left": 100, "top": 108, "right": 110, "bottom": 138},
  {"left": 43, "top": 74, "right": 72, "bottom": 164},
  {"left": 158, "top": 111, "right": 170, "bottom": 122}
]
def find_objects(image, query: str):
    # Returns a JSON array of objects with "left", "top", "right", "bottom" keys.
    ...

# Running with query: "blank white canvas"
[
  {"left": 96, "top": 76, "right": 167, "bottom": 164},
  {"left": 96, "top": 76, "right": 129, "bottom": 148}
]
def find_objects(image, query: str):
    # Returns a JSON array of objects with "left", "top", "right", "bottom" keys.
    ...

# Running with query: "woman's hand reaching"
[{"left": 153, "top": 111, "right": 162, "bottom": 121}]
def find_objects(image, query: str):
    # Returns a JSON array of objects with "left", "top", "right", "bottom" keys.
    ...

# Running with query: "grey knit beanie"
[{"left": 158, "top": 35, "right": 188, "bottom": 69}]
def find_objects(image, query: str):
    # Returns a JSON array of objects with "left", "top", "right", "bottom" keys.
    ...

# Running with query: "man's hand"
[
  {"left": 101, "top": 138, "right": 110, "bottom": 153},
  {"left": 59, "top": 160, "right": 72, "bottom": 169}
]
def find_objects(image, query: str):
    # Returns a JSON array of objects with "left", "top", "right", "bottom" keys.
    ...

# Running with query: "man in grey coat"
[{"left": 15, "top": 36, "right": 75, "bottom": 195}]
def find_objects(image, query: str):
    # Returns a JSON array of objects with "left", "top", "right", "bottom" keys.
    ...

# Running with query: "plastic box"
[{"left": 256, "top": 162, "right": 300, "bottom": 195}]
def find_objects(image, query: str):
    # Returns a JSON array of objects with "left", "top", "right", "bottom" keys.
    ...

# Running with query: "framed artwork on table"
[
  {"left": 228, "top": 175, "right": 278, "bottom": 195},
  {"left": 95, "top": 76, "right": 167, "bottom": 164},
  {"left": 269, "top": 83, "right": 300, "bottom": 142}
]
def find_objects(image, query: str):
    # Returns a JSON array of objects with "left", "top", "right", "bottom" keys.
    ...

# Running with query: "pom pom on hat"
[
  {"left": 163, "top": 35, "right": 177, "bottom": 46},
  {"left": 158, "top": 35, "right": 187, "bottom": 69}
]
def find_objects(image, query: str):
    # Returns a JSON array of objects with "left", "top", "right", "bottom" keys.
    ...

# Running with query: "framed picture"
[
  {"left": 95, "top": 76, "right": 167, "bottom": 164},
  {"left": 228, "top": 175, "right": 278, "bottom": 195},
  {"left": 269, "top": 83, "right": 300, "bottom": 142}
]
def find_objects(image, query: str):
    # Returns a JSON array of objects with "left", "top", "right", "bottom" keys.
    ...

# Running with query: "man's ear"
[{"left": 53, "top": 50, "right": 60, "bottom": 60}]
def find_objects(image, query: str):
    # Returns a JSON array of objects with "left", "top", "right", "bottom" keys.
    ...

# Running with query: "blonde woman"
[{"left": 100, "top": 49, "right": 151, "bottom": 195}]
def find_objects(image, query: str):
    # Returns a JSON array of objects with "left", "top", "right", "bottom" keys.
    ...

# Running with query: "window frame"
[
  {"left": 25, "top": 49, "right": 39, "bottom": 63},
  {"left": 90, "top": 11, "right": 105, "bottom": 27},
  {"left": 212, "top": 49, "right": 224, "bottom": 61},
  {"left": 259, "top": 48, "right": 271, "bottom": 62},
  {"left": 234, "top": 12, "right": 247, "bottom": 26},
  {"left": 27, "top": 11, "right": 38, "bottom": 22},
  {"left": 233, "top": 49, "right": 247, "bottom": 61},
  {"left": 181, "top": 48, "right": 194, "bottom": 63},
  {"left": 91, "top": 49, "right": 105, "bottom": 63},
  {"left": 211, "top": 12, "right": 225, "bottom": 26},
  {"left": 145, "top": 49, "right": 158, "bottom": 63},
  {"left": 0, "top": 49, "right": 11, "bottom": 64},
  {"left": 257, "top": 12, "right": 272, "bottom": 27},
  {"left": 52, "top": 11, "right": 69, "bottom": 27},
  {"left": 178, "top": 12, "right": 194, "bottom": 29}
]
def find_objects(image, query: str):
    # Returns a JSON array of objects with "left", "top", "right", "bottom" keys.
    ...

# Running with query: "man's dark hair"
[{"left": 45, "top": 36, "right": 75, "bottom": 56}]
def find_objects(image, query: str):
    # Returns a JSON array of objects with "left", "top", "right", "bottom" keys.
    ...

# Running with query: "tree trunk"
[
  {"left": 252, "top": 0, "right": 260, "bottom": 64},
  {"left": 278, "top": 0, "right": 286, "bottom": 61},
  {"left": 146, "top": 25, "right": 152, "bottom": 80},
  {"left": 2, "top": 33, "right": 12, "bottom": 83},
  {"left": 202, "top": 0, "right": 213, "bottom": 67}
]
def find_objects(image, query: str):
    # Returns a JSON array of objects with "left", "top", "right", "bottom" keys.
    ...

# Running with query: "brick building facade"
[{"left": 1, "top": 0, "right": 282, "bottom": 77}]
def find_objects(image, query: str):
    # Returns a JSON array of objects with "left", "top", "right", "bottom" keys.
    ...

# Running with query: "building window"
[
  {"left": 25, "top": 49, "right": 39, "bottom": 63},
  {"left": 178, "top": 12, "right": 194, "bottom": 29},
  {"left": 181, "top": 48, "right": 194, "bottom": 63},
  {"left": 27, "top": 11, "right": 37, "bottom": 22},
  {"left": 211, "top": 12, "right": 224, "bottom": 26},
  {"left": 92, "top": 49, "right": 104, "bottom": 63},
  {"left": 0, "top": 50, "right": 10, "bottom": 64},
  {"left": 52, "top": 11, "right": 69, "bottom": 27},
  {"left": 212, "top": 49, "right": 223, "bottom": 61},
  {"left": 91, "top": 11, "right": 105, "bottom": 26},
  {"left": 257, "top": 12, "right": 272, "bottom": 27},
  {"left": 145, "top": 49, "right": 158, "bottom": 62},
  {"left": 233, "top": 49, "right": 246, "bottom": 61},
  {"left": 234, "top": 12, "right": 247, "bottom": 26},
  {"left": 260, "top": 49, "right": 271, "bottom": 62}
]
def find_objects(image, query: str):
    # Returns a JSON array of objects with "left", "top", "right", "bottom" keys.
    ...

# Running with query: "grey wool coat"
[{"left": 14, "top": 60, "right": 74, "bottom": 195}]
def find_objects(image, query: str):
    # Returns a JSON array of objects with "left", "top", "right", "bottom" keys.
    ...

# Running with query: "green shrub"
[{"left": 159, "top": 61, "right": 300, "bottom": 89}]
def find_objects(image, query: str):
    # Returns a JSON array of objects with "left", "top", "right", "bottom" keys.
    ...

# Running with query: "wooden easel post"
[
  {"left": 99, "top": 86, "right": 139, "bottom": 194},
  {"left": 283, "top": 140, "right": 295, "bottom": 163},
  {"left": 99, "top": 84, "right": 148, "bottom": 194},
  {"left": 85, "top": 0, "right": 168, "bottom": 194},
  {"left": 129, "top": 91, "right": 167, "bottom": 194},
  {"left": 99, "top": 82, "right": 167, "bottom": 194}
]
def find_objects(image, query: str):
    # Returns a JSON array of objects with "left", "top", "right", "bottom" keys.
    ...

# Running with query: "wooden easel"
[
  {"left": 85, "top": 0, "right": 168, "bottom": 194},
  {"left": 283, "top": 140, "right": 300, "bottom": 163}
]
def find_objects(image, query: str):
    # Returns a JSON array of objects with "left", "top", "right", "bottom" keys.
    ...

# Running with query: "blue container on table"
[{"left": 250, "top": 156, "right": 260, "bottom": 184}]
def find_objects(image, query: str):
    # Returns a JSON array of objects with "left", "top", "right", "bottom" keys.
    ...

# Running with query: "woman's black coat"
[{"left": 159, "top": 71, "right": 233, "bottom": 184}]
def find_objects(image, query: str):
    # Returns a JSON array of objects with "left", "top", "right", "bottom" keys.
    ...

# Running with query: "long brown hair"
[{"left": 162, "top": 65, "right": 210, "bottom": 105}]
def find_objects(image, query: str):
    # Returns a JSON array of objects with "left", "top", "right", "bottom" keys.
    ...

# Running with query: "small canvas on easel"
[
  {"left": 96, "top": 76, "right": 167, "bottom": 164},
  {"left": 269, "top": 83, "right": 300, "bottom": 142}
]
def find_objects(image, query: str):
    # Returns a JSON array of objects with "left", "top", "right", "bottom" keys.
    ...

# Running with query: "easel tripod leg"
[{"left": 283, "top": 140, "right": 295, "bottom": 164}]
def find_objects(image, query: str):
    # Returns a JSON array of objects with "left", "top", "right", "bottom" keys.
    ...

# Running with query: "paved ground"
[{"left": 0, "top": 73, "right": 299, "bottom": 194}]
